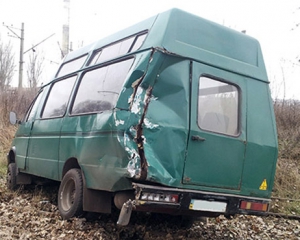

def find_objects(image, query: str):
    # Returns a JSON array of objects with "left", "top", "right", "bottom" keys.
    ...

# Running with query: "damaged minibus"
[{"left": 7, "top": 8, "right": 278, "bottom": 226}]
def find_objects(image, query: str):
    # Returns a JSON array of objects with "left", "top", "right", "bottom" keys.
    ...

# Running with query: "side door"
[
  {"left": 183, "top": 62, "right": 246, "bottom": 190},
  {"left": 14, "top": 91, "right": 44, "bottom": 170},
  {"left": 26, "top": 76, "right": 77, "bottom": 180}
]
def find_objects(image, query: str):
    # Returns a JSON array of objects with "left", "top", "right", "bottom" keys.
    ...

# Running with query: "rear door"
[{"left": 183, "top": 62, "right": 246, "bottom": 190}]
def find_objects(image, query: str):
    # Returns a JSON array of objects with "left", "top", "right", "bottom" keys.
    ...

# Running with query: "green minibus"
[{"left": 7, "top": 8, "right": 278, "bottom": 226}]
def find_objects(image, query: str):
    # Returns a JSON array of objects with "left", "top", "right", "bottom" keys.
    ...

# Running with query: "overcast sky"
[{"left": 0, "top": 0, "right": 299, "bottom": 99}]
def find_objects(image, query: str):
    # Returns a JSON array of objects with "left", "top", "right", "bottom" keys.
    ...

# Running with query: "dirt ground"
[{"left": 0, "top": 176, "right": 299, "bottom": 240}]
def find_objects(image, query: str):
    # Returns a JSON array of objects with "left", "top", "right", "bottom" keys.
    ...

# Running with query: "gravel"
[{"left": 0, "top": 176, "right": 299, "bottom": 240}]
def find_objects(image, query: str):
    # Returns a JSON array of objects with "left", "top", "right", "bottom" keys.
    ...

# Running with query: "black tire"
[
  {"left": 7, "top": 163, "right": 17, "bottom": 190},
  {"left": 58, "top": 168, "right": 84, "bottom": 220}
]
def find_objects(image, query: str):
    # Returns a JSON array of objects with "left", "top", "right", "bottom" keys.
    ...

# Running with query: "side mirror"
[{"left": 9, "top": 112, "right": 18, "bottom": 125}]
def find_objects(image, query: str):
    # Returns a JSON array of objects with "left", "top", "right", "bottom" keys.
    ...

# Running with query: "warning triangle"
[{"left": 259, "top": 179, "right": 267, "bottom": 190}]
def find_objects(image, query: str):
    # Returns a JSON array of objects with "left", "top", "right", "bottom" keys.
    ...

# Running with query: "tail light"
[
  {"left": 140, "top": 192, "right": 179, "bottom": 203},
  {"left": 240, "top": 200, "right": 268, "bottom": 212}
]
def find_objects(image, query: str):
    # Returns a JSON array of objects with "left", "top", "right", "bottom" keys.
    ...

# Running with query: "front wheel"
[
  {"left": 7, "top": 163, "right": 17, "bottom": 190},
  {"left": 58, "top": 168, "right": 84, "bottom": 220}
]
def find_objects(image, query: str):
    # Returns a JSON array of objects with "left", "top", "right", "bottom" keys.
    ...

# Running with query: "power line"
[{"left": 23, "top": 33, "right": 55, "bottom": 54}]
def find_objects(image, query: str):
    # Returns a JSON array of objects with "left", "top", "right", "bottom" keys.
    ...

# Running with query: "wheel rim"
[{"left": 60, "top": 178, "right": 76, "bottom": 211}]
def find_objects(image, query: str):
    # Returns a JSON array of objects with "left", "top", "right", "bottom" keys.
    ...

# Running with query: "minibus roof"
[{"left": 63, "top": 8, "right": 268, "bottom": 82}]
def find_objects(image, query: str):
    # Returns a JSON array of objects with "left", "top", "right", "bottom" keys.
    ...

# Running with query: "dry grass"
[
  {"left": 0, "top": 124, "right": 16, "bottom": 175},
  {"left": 271, "top": 159, "right": 300, "bottom": 214},
  {"left": 275, "top": 100, "right": 300, "bottom": 160},
  {"left": 0, "top": 89, "right": 36, "bottom": 171},
  {"left": 271, "top": 100, "right": 300, "bottom": 214},
  {"left": 273, "top": 159, "right": 300, "bottom": 199}
]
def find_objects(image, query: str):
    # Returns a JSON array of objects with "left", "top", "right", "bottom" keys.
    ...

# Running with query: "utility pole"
[
  {"left": 3, "top": 23, "right": 55, "bottom": 89},
  {"left": 3, "top": 22, "right": 25, "bottom": 89},
  {"left": 62, "top": 0, "right": 70, "bottom": 58},
  {"left": 19, "top": 23, "right": 24, "bottom": 89}
]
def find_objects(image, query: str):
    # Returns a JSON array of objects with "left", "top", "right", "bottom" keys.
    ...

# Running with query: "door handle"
[{"left": 191, "top": 135, "right": 206, "bottom": 141}]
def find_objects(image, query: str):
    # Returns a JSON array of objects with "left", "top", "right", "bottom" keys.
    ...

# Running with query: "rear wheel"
[
  {"left": 7, "top": 163, "right": 17, "bottom": 190},
  {"left": 58, "top": 168, "right": 84, "bottom": 220}
]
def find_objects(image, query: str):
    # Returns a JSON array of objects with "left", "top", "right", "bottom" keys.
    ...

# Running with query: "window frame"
[
  {"left": 56, "top": 54, "right": 88, "bottom": 78},
  {"left": 70, "top": 57, "right": 135, "bottom": 116},
  {"left": 128, "top": 32, "right": 148, "bottom": 53},
  {"left": 87, "top": 31, "right": 148, "bottom": 67},
  {"left": 40, "top": 75, "right": 77, "bottom": 119},
  {"left": 197, "top": 74, "right": 241, "bottom": 137},
  {"left": 23, "top": 90, "right": 44, "bottom": 122}
]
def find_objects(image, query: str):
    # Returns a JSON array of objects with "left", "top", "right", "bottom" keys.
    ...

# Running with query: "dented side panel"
[
  {"left": 140, "top": 59, "right": 190, "bottom": 186},
  {"left": 59, "top": 111, "right": 132, "bottom": 191},
  {"left": 122, "top": 50, "right": 169, "bottom": 181},
  {"left": 58, "top": 51, "right": 155, "bottom": 191}
]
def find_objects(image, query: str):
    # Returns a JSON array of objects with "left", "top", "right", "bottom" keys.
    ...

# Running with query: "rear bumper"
[{"left": 132, "top": 183, "right": 270, "bottom": 217}]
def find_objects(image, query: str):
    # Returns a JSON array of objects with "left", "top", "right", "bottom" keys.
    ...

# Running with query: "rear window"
[{"left": 198, "top": 76, "right": 239, "bottom": 136}]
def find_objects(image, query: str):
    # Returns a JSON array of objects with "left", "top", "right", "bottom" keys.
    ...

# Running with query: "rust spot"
[{"left": 184, "top": 177, "right": 191, "bottom": 182}]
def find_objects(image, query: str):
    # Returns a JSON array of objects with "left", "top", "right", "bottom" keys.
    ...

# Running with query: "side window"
[
  {"left": 24, "top": 91, "right": 43, "bottom": 122},
  {"left": 56, "top": 55, "right": 87, "bottom": 77},
  {"left": 42, "top": 76, "right": 77, "bottom": 118},
  {"left": 198, "top": 76, "right": 239, "bottom": 136},
  {"left": 96, "top": 36, "right": 135, "bottom": 64},
  {"left": 88, "top": 50, "right": 102, "bottom": 66},
  {"left": 71, "top": 58, "right": 134, "bottom": 115},
  {"left": 88, "top": 31, "right": 148, "bottom": 67},
  {"left": 130, "top": 33, "right": 147, "bottom": 52}
]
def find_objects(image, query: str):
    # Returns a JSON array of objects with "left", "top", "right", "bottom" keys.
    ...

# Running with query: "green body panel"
[
  {"left": 242, "top": 79, "right": 278, "bottom": 198},
  {"left": 13, "top": 121, "right": 32, "bottom": 170},
  {"left": 27, "top": 117, "right": 62, "bottom": 180},
  {"left": 10, "top": 9, "right": 278, "bottom": 199}
]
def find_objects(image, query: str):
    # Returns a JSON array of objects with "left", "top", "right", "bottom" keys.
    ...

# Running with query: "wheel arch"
[{"left": 61, "top": 157, "right": 81, "bottom": 179}]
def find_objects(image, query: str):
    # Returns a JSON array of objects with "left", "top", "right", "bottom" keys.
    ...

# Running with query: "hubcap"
[{"left": 61, "top": 179, "right": 76, "bottom": 211}]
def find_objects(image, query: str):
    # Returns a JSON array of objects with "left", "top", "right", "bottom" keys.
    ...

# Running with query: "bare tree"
[
  {"left": 26, "top": 49, "right": 44, "bottom": 89},
  {"left": 0, "top": 38, "right": 15, "bottom": 91}
]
